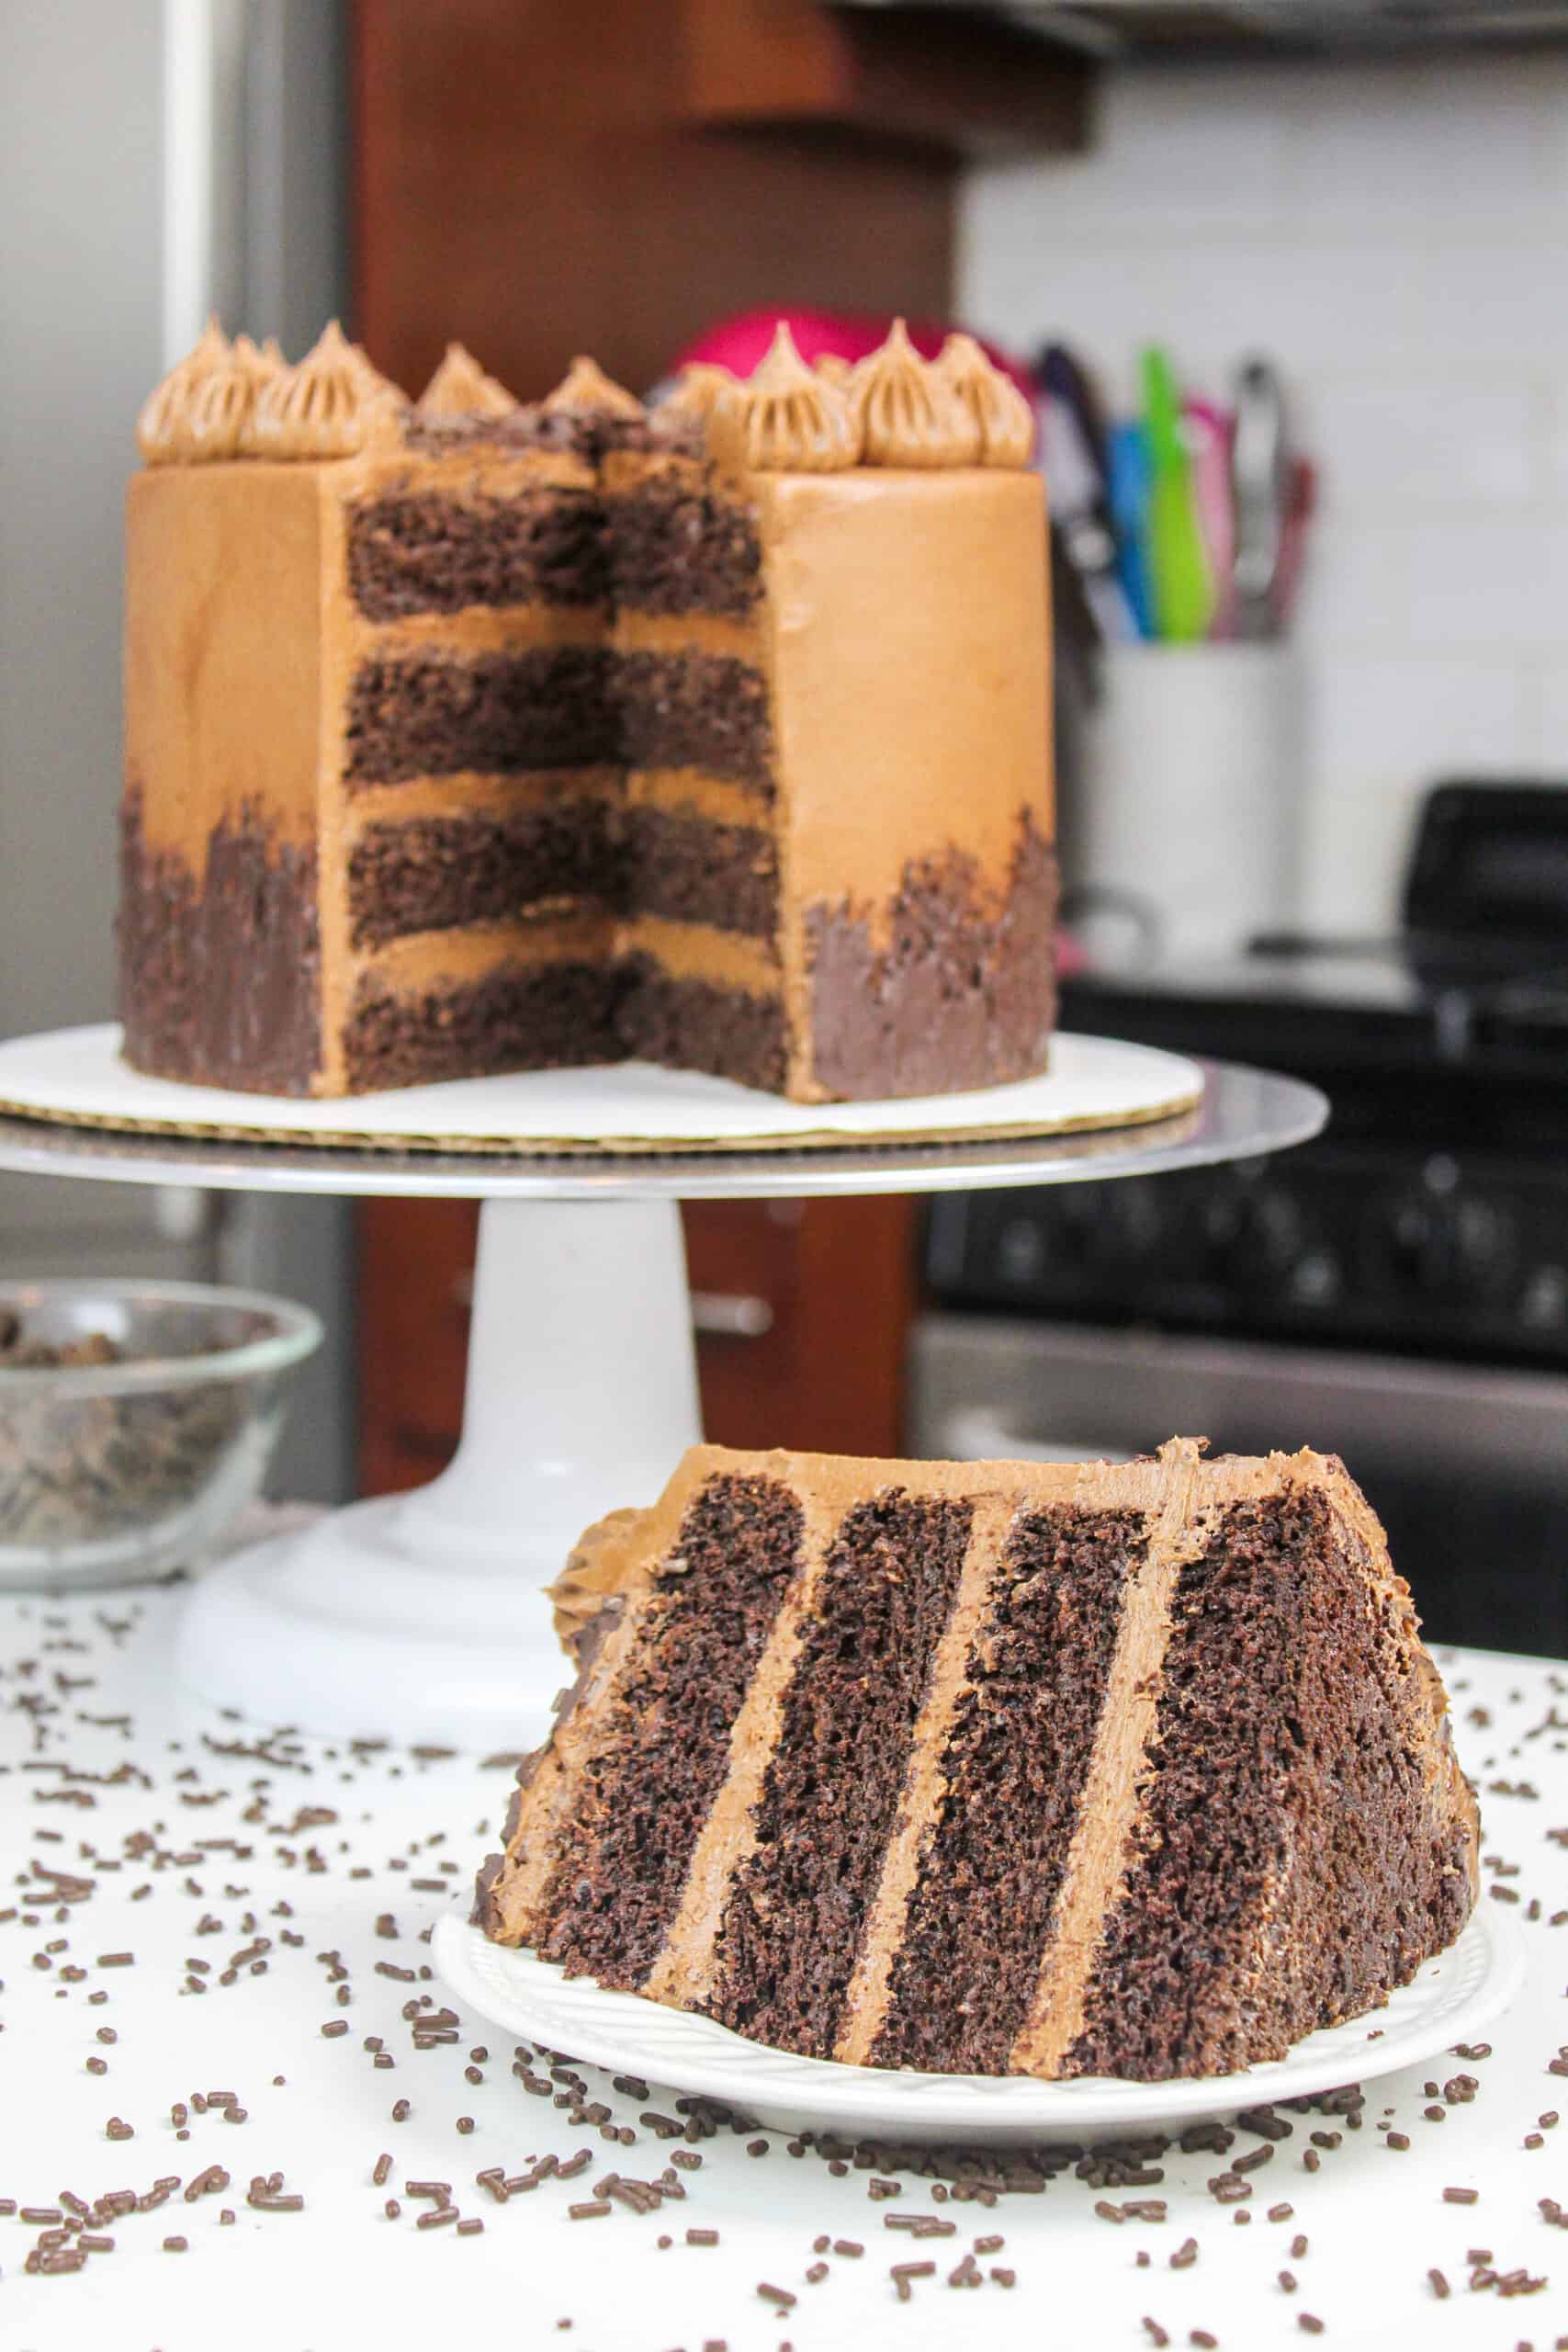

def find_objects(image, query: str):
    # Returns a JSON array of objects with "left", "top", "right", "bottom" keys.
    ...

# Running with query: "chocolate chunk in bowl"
[{"left": 0, "top": 1278, "right": 320, "bottom": 1589}]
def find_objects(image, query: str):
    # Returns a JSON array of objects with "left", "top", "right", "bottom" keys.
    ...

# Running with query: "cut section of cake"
[
  {"left": 121, "top": 328, "right": 628, "bottom": 1095},
  {"left": 607, "top": 325, "right": 1055, "bottom": 1097},
  {"left": 475, "top": 1439, "right": 1479, "bottom": 2082},
  {"left": 119, "top": 320, "right": 1055, "bottom": 1101}
]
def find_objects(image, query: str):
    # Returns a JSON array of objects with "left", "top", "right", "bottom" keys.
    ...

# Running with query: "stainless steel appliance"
[
  {"left": 0, "top": 1, "right": 353, "bottom": 1504},
  {"left": 913, "top": 784, "right": 1568, "bottom": 1657}
]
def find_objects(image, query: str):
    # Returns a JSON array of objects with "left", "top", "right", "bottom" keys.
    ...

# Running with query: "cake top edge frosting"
[
  {"left": 546, "top": 1433, "right": 1396, "bottom": 1649},
  {"left": 417, "top": 341, "right": 516, "bottom": 419},
  {"left": 135, "top": 321, "right": 1035, "bottom": 474},
  {"left": 541, "top": 354, "right": 645, "bottom": 420},
  {"left": 138, "top": 318, "right": 407, "bottom": 465},
  {"left": 701, "top": 319, "right": 1033, "bottom": 477}
]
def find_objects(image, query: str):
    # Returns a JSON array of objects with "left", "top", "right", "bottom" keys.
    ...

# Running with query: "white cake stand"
[{"left": 0, "top": 1026, "right": 1325, "bottom": 1748}]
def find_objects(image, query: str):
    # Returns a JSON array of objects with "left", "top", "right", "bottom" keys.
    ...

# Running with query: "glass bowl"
[{"left": 0, "top": 1278, "right": 322, "bottom": 1589}]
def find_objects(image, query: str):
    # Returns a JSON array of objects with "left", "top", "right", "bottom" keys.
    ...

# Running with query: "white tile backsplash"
[
  {"left": 959, "top": 51, "right": 1568, "bottom": 931},
  {"left": 991, "top": 65, "right": 1294, "bottom": 241},
  {"left": 1299, "top": 656, "right": 1530, "bottom": 930},
  {"left": 1278, "top": 59, "right": 1558, "bottom": 228},
  {"left": 1304, "top": 385, "right": 1539, "bottom": 510},
  {"left": 1522, "top": 658, "right": 1568, "bottom": 771}
]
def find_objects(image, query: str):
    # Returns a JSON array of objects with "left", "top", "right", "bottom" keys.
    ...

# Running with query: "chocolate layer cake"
[
  {"left": 476, "top": 1440, "right": 1479, "bottom": 2082},
  {"left": 119, "top": 321, "right": 1054, "bottom": 1100}
]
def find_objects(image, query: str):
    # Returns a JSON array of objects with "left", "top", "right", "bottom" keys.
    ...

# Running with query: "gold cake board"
[{"left": 0, "top": 1023, "right": 1203, "bottom": 1159}]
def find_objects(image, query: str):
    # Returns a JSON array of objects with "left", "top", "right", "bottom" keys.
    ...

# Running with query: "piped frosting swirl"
[
  {"left": 657, "top": 362, "right": 734, "bottom": 425},
  {"left": 248, "top": 322, "right": 403, "bottom": 460},
  {"left": 708, "top": 323, "right": 860, "bottom": 475},
  {"left": 135, "top": 319, "right": 232, "bottom": 464},
  {"left": 847, "top": 319, "right": 981, "bottom": 469},
  {"left": 542, "top": 356, "right": 643, "bottom": 419},
  {"left": 418, "top": 343, "right": 516, "bottom": 418},
  {"left": 185, "top": 334, "right": 285, "bottom": 459},
  {"left": 933, "top": 333, "right": 1035, "bottom": 469}
]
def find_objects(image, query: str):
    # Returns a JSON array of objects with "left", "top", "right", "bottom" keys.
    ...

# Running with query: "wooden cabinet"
[
  {"left": 683, "top": 1196, "right": 919, "bottom": 1455},
  {"left": 352, "top": 0, "right": 1089, "bottom": 403},
  {"left": 356, "top": 1198, "right": 919, "bottom": 1495},
  {"left": 355, "top": 0, "right": 955, "bottom": 414},
  {"left": 356, "top": 1199, "right": 479, "bottom": 1498},
  {"left": 678, "top": 1, "right": 1091, "bottom": 156}
]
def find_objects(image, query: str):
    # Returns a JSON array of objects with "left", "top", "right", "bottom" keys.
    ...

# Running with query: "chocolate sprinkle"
[{"left": 6, "top": 1548, "right": 1556, "bottom": 2339}]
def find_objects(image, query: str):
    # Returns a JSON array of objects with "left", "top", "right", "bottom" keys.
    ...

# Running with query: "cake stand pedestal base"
[{"left": 175, "top": 1197, "right": 702, "bottom": 1750}]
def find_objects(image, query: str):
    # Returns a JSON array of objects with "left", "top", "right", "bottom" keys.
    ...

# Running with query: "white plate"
[
  {"left": 434, "top": 1902, "right": 1523, "bottom": 2148},
  {"left": 0, "top": 1024, "right": 1201, "bottom": 1154}
]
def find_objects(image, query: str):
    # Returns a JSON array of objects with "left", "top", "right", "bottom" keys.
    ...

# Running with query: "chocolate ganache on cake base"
[
  {"left": 119, "top": 322, "right": 1055, "bottom": 1102},
  {"left": 476, "top": 1439, "right": 1479, "bottom": 2082}
]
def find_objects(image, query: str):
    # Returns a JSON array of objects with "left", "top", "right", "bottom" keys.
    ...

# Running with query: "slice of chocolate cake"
[{"left": 476, "top": 1440, "right": 1479, "bottom": 2082}]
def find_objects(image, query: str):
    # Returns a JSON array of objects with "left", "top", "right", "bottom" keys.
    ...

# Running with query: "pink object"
[
  {"left": 1184, "top": 399, "right": 1235, "bottom": 639},
  {"left": 1055, "top": 926, "right": 1090, "bottom": 979},
  {"left": 669, "top": 307, "right": 1038, "bottom": 408}
]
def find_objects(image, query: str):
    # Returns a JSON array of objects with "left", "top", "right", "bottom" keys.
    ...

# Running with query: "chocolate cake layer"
[
  {"left": 344, "top": 649, "right": 617, "bottom": 787},
  {"left": 617, "top": 652, "right": 774, "bottom": 788},
  {"left": 342, "top": 957, "right": 621, "bottom": 1092},
  {"left": 398, "top": 408, "right": 665, "bottom": 461},
  {"left": 347, "top": 489, "right": 606, "bottom": 620},
  {"left": 704, "top": 1493, "right": 973, "bottom": 2059},
  {"left": 872, "top": 1508, "right": 1145, "bottom": 2076},
  {"left": 609, "top": 481, "right": 761, "bottom": 619},
  {"left": 806, "top": 816, "right": 1057, "bottom": 1100},
  {"left": 1066, "top": 1491, "right": 1474, "bottom": 2081},
  {"left": 118, "top": 786, "right": 321, "bottom": 1095},
  {"left": 624, "top": 808, "right": 777, "bottom": 938},
  {"left": 399, "top": 410, "right": 581, "bottom": 458},
  {"left": 616, "top": 955, "right": 786, "bottom": 1092},
  {"left": 536, "top": 1476, "right": 805, "bottom": 1986},
  {"left": 344, "top": 648, "right": 773, "bottom": 794},
  {"left": 347, "top": 802, "right": 627, "bottom": 949}
]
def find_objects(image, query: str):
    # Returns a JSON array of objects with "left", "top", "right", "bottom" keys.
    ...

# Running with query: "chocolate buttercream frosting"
[
  {"left": 656, "top": 362, "right": 734, "bottom": 425},
  {"left": 933, "top": 333, "right": 1035, "bottom": 469},
  {"left": 418, "top": 343, "right": 517, "bottom": 419},
  {"left": 543, "top": 356, "right": 644, "bottom": 420},
  {"left": 186, "top": 334, "right": 284, "bottom": 460},
  {"left": 847, "top": 319, "right": 981, "bottom": 469},
  {"left": 249, "top": 321, "right": 403, "bottom": 460},
  {"left": 118, "top": 785, "right": 323, "bottom": 1093},
  {"left": 135, "top": 319, "right": 232, "bottom": 465},
  {"left": 804, "top": 813, "right": 1056, "bottom": 1098},
  {"left": 708, "top": 323, "right": 860, "bottom": 476}
]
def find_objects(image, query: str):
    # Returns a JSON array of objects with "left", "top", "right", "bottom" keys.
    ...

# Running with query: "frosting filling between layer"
[{"left": 1008, "top": 1442, "right": 1205, "bottom": 2076}]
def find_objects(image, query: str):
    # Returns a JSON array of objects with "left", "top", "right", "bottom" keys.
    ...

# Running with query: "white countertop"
[{"left": 1, "top": 1577, "right": 1563, "bottom": 2352}]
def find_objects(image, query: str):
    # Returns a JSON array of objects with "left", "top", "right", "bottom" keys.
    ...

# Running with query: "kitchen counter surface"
[{"left": 1, "top": 1577, "right": 1562, "bottom": 2352}]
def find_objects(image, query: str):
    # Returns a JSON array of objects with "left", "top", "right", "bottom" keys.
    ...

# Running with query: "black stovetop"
[
  {"left": 1061, "top": 932, "right": 1568, "bottom": 1109},
  {"left": 1062, "top": 781, "right": 1568, "bottom": 1101}
]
